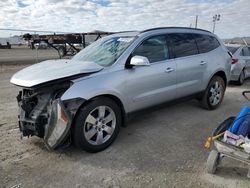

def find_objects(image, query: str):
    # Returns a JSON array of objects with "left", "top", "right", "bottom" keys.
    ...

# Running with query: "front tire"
[
  {"left": 200, "top": 76, "right": 225, "bottom": 110},
  {"left": 73, "top": 97, "right": 121, "bottom": 153}
]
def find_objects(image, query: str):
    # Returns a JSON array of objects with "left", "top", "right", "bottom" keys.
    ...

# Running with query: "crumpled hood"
[{"left": 10, "top": 59, "right": 103, "bottom": 87}]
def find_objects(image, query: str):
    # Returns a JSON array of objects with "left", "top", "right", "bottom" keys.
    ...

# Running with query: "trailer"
[{"left": 22, "top": 31, "right": 114, "bottom": 57}]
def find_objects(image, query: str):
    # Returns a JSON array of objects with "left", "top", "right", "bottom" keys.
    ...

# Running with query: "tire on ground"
[
  {"left": 206, "top": 150, "right": 220, "bottom": 174},
  {"left": 200, "top": 76, "right": 226, "bottom": 110},
  {"left": 73, "top": 97, "right": 122, "bottom": 153}
]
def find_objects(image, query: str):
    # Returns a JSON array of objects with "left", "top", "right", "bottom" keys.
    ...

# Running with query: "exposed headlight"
[{"left": 44, "top": 99, "right": 71, "bottom": 149}]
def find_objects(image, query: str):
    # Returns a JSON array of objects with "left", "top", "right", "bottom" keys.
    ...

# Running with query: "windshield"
[
  {"left": 226, "top": 46, "right": 239, "bottom": 54},
  {"left": 72, "top": 36, "right": 135, "bottom": 67}
]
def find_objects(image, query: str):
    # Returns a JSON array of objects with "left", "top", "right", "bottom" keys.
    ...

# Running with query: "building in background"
[{"left": 0, "top": 35, "right": 26, "bottom": 46}]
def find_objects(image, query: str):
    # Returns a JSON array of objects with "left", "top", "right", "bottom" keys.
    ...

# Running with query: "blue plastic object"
[
  {"left": 229, "top": 106, "right": 250, "bottom": 133},
  {"left": 237, "top": 115, "right": 250, "bottom": 137}
]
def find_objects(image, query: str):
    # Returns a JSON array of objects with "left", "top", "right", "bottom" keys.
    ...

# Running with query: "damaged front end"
[{"left": 17, "top": 82, "right": 85, "bottom": 149}]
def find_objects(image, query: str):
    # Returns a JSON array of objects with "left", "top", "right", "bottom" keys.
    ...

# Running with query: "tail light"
[
  {"left": 227, "top": 51, "right": 238, "bottom": 64},
  {"left": 231, "top": 56, "right": 238, "bottom": 64}
]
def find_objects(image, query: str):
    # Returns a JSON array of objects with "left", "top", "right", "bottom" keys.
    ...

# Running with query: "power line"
[{"left": 0, "top": 28, "right": 70, "bottom": 34}]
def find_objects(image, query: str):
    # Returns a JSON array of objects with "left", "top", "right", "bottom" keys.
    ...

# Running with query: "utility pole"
[
  {"left": 212, "top": 14, "right": 221, "bottom": 33},
  {"left": 195, "top": 15, "right": 198, "bottom": 28}
]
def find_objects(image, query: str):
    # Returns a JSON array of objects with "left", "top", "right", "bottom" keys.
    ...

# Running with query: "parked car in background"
[
  {"left": 10, "top": 27, "right": 231, "bottom": 152},
  {"left": 226, "top": 44, "right": 250, "bottom": 85}
]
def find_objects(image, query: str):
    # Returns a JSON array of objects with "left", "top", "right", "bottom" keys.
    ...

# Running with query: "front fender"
[{"left": 61, "top": 81, "right": 129, "bottom": 113}]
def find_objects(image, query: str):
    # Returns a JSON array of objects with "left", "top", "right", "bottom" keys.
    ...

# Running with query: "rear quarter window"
[
  {"left": 193, "top": 34, "right": 220, "bottom": 53},
  {"left": 168, "top": 33, "right": 198, "bottom": 58}
]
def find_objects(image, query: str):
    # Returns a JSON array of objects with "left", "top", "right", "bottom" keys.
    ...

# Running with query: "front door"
[{"left": 124, "top": 35, "right": 177, "bottom": 112}]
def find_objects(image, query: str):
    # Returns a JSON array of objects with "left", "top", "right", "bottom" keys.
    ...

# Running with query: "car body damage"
[
  {"left": 16, "top": 80, "right": 87, "bottom": 149},
  {"left": 10, "top": 59, "right": 103, "bottom": 87},
  {"left": 44, "top": 99, "right": 72, "bottom": 149},
  {"left": 13, "top": 59, "right": 102, "bottom": 149}
]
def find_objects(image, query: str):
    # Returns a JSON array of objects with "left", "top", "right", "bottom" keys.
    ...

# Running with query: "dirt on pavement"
[{"left": 0, "top": 65, "right": 250, "bottom": 188}]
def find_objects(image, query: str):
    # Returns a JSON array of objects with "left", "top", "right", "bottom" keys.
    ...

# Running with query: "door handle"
[
  {"left": 200, "top": 61, "right": 207, "bottom": 65},
  {"left": 165, "top": 67, "right": 175, "bottom": 73}
]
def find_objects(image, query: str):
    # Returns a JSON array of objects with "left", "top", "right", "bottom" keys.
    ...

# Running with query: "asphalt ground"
[{"left": 0, "top": 46, "right": 60, "bottom": 65}]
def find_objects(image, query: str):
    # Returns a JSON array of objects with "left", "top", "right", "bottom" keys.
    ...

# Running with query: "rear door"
[
  {"left": 193, "top": 33, "right": 222, "bottom": 86},
  {"left": 167, "top": 33, "right": 206, "bottom": 98}
]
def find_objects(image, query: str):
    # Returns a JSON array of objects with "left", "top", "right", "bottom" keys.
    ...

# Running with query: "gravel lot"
[{"left": 0, "top": 64, "right": 250, "bottom": 188}]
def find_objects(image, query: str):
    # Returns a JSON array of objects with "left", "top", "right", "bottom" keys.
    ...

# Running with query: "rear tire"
[
  {"left": 73, "top": 97, "right": 121, "bottom": 153},
  {"left": 200, "top": 76, "right": 225, "bottom": 110},
  {"left": 237, "top": 70, "right": 245, "bottom": 85}
]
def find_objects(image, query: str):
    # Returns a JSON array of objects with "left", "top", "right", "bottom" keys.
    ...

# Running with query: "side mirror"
[{"left": 130, "top": 56, "right": 150, "bottom": 66}]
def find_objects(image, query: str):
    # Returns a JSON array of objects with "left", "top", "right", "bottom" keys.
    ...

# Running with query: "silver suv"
[{"left": 11, "top": 27, "right": 231, "bottom": 152}]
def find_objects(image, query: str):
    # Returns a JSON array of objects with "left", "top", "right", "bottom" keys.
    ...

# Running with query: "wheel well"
[
  {"left": 78, "top": 94, "right": 127, "bottom": 127},
  {"left": 214, "top": 71, "right": 227, "bottom": 86},
  {"left": 99, "top": 94, "right": 127, "bottom": 126}
]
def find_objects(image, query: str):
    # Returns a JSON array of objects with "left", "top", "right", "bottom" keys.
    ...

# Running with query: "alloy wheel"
[
  {"left": 209, "top": 81, "right": 222, "bottom": 106},
  {"left": 83, "top": 105, "right": 116, "bottom": 145}
]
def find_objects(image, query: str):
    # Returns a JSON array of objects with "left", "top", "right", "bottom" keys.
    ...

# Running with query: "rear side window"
[
  {"left": 168, "top": 33, "right": 198, "bottom": 58},
  {"left": 193, "top": 34, "right": 220, "bottom": 53},
  {"left": 132, "top": 35, "right": 169, "bottom": 63}
]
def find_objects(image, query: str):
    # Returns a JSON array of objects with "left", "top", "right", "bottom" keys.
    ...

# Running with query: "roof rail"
[
  {"left": 140, "top": 27, "right": 212, "bottom": 34},
  {"left": 114, "top": 30, "right": 139, "bottom": 34}
]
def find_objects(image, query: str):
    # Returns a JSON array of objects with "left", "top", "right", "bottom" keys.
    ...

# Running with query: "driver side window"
[{"left": 132, "top": 35, "right": 169, "bottom": 63}]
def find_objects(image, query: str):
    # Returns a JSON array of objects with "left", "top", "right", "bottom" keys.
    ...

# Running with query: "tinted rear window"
[
  {"left": 226, "top": 46, "right": 239, "bottom": 54},
  {"left": 168, "top": 33, "right": 198, "bottom": 58},
  {"left": 193, "top": 34, "right": 220, "bottom": 53}
]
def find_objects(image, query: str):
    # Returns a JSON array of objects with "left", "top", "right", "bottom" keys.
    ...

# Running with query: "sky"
[{"left": 0, "top": 0, "right": 249, "bottom": 39}]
